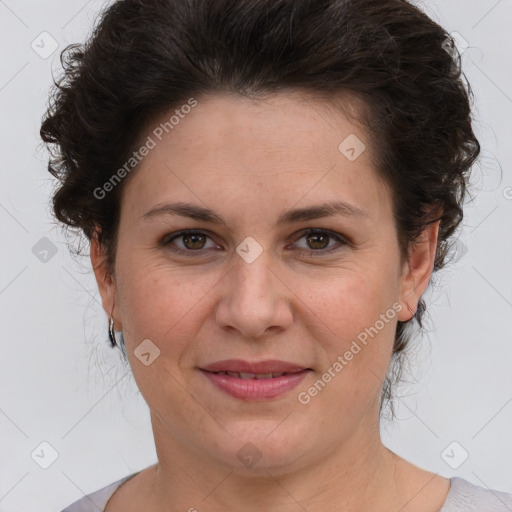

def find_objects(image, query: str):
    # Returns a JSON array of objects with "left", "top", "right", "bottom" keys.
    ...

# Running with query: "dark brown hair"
[{"left": 40, "top": 0, "right": 480, "bottom": 415}]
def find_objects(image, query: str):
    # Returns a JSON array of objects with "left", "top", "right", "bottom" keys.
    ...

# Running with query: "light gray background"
[{"left": 0, "top": 0, "right": 511, "bottom": 510}]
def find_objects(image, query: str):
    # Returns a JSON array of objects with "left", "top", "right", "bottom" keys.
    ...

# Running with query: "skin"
[{"left": 91, "top": 91, "right": 449, "bottom": 511}]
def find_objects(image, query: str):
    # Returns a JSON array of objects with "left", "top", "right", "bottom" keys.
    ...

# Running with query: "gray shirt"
[{"left": 61, "top": 473, "right": 512, "bottom": 511}]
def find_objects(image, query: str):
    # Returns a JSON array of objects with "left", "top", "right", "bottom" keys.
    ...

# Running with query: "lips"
[
  {"left": 199, "top": 359, "right": 312, "bottom": 400},
  {"left": 200, "top": 359, "right": 310, "bottom": 375},
  {"left": 210, "top": 371, "right": 290, "bottom": 379}
]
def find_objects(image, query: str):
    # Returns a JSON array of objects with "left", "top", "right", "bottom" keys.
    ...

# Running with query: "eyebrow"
[{"left": 142, "top": 200, "right": 368, "bottom": 225}]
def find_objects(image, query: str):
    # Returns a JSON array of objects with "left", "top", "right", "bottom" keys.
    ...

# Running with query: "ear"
[
  {"left": 397, "top": 220, "right": 440, "bottom": 322},
  {"left": 90, "top": 232, "right": 121, "bottom": 331}
]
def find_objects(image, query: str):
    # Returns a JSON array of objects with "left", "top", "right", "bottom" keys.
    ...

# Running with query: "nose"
[{"left": 215, "top": 250, "right": 293, "bottom": 339}]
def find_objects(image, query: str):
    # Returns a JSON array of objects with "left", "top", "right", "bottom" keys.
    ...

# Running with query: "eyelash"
[{"left": 161, "top": 228, "right": 349, "bottom": 257}]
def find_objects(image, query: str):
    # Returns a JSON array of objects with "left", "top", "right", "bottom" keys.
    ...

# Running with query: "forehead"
[
  {"left": 146, "top": 91, "right": 369, "bottom": 162},
  {"left": 121, "top": 91, "right": 392, "bottom": 223}
]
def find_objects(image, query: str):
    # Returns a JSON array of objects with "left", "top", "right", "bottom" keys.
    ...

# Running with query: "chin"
[{"left": 206, "top": 420, "right": 312, "bottom": 473}]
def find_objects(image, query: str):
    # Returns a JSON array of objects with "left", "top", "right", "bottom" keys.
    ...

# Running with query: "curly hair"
[{"left": 40, "top": 0, "right": 480, "bottom": 416}]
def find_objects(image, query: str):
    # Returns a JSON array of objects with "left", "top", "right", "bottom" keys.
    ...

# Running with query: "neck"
[{"left": 145, "top": 412, "right": 402, "bottom": 512}]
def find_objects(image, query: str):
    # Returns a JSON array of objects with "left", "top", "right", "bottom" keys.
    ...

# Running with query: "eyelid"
[
  {"left": 291, "top": 228, "right": 349, "bottom": 255},
  {"left": 161, "top": 228, "right": 349, "bottom": 256},
  {"left": 161, "top": 229, "right": 220, "bottom": 252}
]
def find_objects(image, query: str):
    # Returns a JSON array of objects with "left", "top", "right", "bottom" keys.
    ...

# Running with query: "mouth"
[
  {"left": 205, "top": 370, "right": 304, "bottom": 379},
  {"left": 200, "top": 358, "right": 311, "bottom": 374},
  {"left": 198, "top": 360, "right": 313, "bottom": 400}
]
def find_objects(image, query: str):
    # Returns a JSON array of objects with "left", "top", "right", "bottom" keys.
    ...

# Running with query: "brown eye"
[
  {"left": 163, "top": 229, "right": 219, "bottom": 254},
  {"left": 293, "top": 229, "right": 348, "bottom": 256},
  {"left": 305, "top": 232, "right": 330, "bottom": 250},
  {"left": 182, "top": 232, "right": 207, "bottom": 250}
]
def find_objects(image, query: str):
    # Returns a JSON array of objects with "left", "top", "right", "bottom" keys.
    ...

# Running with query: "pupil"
[
  {"left": 307, "top": 233, "right": 329, "bottom": 250},
  {"left": 184, "top": 233, "right": 205, "bottom": 250}
]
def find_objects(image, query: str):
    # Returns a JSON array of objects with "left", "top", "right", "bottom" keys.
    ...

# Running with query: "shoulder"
[
  {"left": 439, "top": 477, "right": 512, "bottom": 512},
  {"left": 60, "top": 472, "right": 141, "bottom": 512}
]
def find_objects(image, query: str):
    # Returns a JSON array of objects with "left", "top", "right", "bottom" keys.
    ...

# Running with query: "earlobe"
[{"left": 398, "top": 220, "right": 440, "bottom": 322}]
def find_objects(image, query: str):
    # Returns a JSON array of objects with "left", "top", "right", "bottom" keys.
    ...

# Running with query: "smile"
[{"left": 200, "top": 368, "right": 311, "bottom": 400}]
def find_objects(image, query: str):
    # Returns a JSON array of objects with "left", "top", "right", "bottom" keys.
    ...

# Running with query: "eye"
[
  {"left": 161, "top": 228, "right": 349, "bottom": 257},
  {"left": 292, "top": 229, "right": 348, "bottom": 257},
  {"left": 162, "top": 229, "right": 219, "bottom": 255}
]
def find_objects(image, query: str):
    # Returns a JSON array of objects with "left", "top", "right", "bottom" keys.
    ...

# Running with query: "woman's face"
[{"left": 93, "top": 91, "right": 437, "bottom": 473}]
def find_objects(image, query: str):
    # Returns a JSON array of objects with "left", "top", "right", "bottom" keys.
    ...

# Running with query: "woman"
[{"left": 41, "top": 0, "right": 512, "bottom": 510}]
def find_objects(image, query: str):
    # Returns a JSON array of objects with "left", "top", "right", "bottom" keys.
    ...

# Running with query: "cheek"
[
  {"left": 296, "top": 278, "right": 397, "bottom": 429},
  {"left": 114, "top": 254, "right": 224, "bottom": 356},
  {"left": 115, "top": 260, "right": 211, "bottom": 415},
  {"left": 292, "top": 261, "right": 399, "bottom": 401},
  {"left": 297, "top": 264, "right": 399, "bottom": 340}
]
